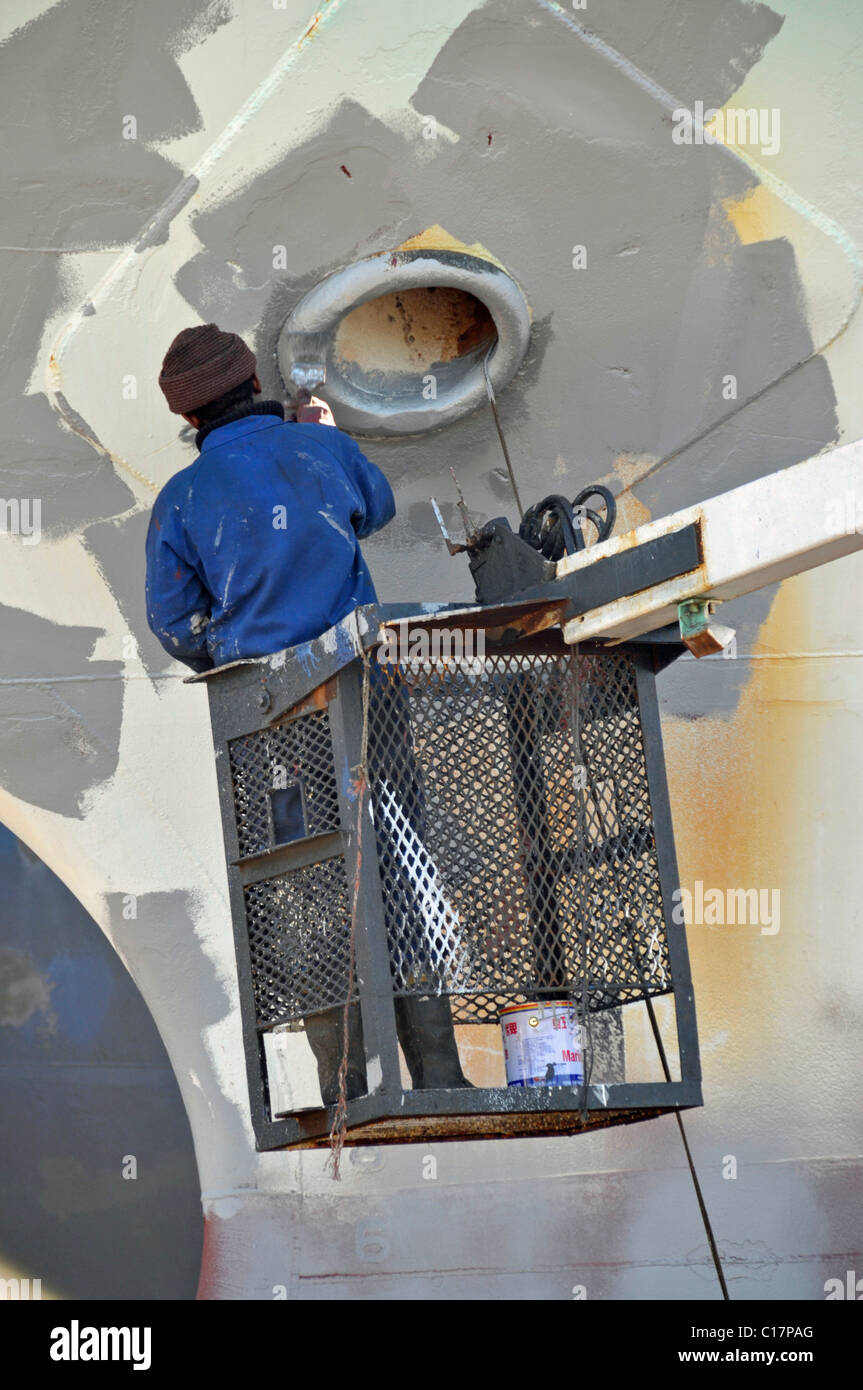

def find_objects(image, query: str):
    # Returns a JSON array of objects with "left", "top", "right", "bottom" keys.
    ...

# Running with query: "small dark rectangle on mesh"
[
  {"left": 269, "top": 781, "right": 307, "bottom": 846},
  {"left": 228, "top": 708, "right": 340, "bottom": 859}
]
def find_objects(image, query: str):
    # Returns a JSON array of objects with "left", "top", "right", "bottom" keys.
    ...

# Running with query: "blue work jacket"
[{"left": 145, "top": 415, "right": 395, "bottom": 671}]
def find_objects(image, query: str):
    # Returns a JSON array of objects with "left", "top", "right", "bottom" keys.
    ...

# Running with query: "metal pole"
[
  {"left": 644, "top": 996, "right": 730, "bottom": 1302},
  {"left": 482, "top": 352, "right": 525, "bottom": 520}
]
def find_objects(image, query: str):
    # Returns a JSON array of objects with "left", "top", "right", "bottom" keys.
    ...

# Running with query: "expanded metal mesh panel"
[
  {"left": 366, "top": 651, "right": 670, "bottom": 1022},
  {"left": 245, "top": 858, "right": 355, "bottom": 1027},
  {"left": 229, "top": 709, "right": 339, "bottom": 859}
]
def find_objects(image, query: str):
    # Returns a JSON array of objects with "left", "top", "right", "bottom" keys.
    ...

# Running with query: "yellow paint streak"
[
  {"left": 723, "top": 184, "right": 775, "bottom": 246},
  {"left": 608, "top": 452, "right": 654, "bottom": 529},
  {"left": 395, "top": 223, "right": 507, "bottom": 271},
  {"left": 663, "top": 575, "right": 822, "bottom": 1115},
  {"left": 592, "top": 451, "right": 654, "bottom": 530}
]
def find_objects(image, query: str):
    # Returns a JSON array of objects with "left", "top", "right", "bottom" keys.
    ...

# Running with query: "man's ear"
[
  {"left": 182, "top": 412, "right": 201, "bottom": 428},
  {"left": 252, "top": 374, "right": 261, "bottom": 394}
]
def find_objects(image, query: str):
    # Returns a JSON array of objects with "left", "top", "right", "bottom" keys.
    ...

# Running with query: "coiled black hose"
[{"left": 518, "top": 485, "right": 617, "bottom": 561}]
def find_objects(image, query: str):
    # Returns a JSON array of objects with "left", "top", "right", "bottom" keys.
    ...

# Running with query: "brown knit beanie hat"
[{"left": 159, "top": 324, "right": 257, "bottom": 414}]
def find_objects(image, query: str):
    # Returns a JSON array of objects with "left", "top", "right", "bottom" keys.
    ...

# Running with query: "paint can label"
[{"left": 500, "top": 1000, "right": 584, "bottom": 1088}]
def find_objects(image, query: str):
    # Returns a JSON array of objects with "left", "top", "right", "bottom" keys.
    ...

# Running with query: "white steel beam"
[{"left": 558, "top": 439, "right": 863, "bottom": 644}]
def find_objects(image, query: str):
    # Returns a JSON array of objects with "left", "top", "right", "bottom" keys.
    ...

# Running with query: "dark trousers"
[
  {"left": 304, "top": 994, "right": 470, "bottom": 1104},
  {"left": 305, "top": 663, "right": 470, "bottom": 1102}
]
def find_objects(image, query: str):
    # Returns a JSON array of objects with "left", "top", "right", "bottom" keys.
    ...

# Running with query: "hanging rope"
[{"left": 326, "top": 643, "right": 372, "bottom": 1180}]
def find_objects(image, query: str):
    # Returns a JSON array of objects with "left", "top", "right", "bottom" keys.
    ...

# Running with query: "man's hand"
[{"left": 294, "top": 396, "right": 336, "bottom": 427}]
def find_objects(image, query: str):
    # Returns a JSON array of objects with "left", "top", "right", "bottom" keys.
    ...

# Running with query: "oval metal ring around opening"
[{"left": 278, "top": 249, "right": 531, "bottom": 436}]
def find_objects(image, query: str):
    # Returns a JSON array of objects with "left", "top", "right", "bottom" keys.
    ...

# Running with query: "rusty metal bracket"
[{"left": 677, "top": 598, "right": 737, "bottom": 659}]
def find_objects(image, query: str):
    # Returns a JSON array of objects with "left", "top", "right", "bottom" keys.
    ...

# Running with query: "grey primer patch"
[
  {"left": 135, "top": 174, "right": 201, "bottom": 252},
  {"left": 0, "top": 946, "right": 53, "bottom": 1026},
  {"left": 566, "top": 0, "right": 784, "bottom": 107},
  {"left": 106, "top": 889, "right": 252, "bottom": 1175},
  {"left": 0, "top": 0, "right": 222, "bottom": 541},
  {"left": 2, "top": 381, "right": 135, "bottom": 542},
  {"left": 657, "top": 583, "right": 779, "bottom": 719},
  {"left": 85, "top": 511, "right": 179, "bottom": 675},
  {"left": 53, "top": 390, "right": 111, "bottom": 455},
  {"left": 174, "top": 99, "right": 417, "bottom": 339},
  {"left": 175, "top": 0, "right": 829, "bottom": 719},
  {"left": 0, "top": 604, "right": 123, "bottom": 816}
]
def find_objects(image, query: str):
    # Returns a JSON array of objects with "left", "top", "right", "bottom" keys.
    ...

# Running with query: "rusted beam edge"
[
  {"left": 265, "top": 1080, "right": 702, "bottom": 1139},
  {"left": 232, "top": 829, "right": 344, "bottom": 885},
  {"left": 281, "top": 1106, "right": 674, "bottom": 1149}
]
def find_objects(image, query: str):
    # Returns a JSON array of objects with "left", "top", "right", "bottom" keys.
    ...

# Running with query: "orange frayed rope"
[{"left": 326, "top": 642, "right": 372, "bottom": 1180}]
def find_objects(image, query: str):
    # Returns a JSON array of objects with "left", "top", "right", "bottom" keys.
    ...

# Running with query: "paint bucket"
[{"left": 500, "top": 1000, "right": 584, "bottom": 1088}]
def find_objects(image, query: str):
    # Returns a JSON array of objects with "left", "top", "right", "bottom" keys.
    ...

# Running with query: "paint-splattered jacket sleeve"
[
  {"left": 338, "top": 434, "right": 396, "bottom": 538},
  {"left": 145, "top": 491, "right": 214, "bottom": 673}
]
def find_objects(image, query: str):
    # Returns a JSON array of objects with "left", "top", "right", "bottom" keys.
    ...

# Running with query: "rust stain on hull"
[
  {"left": 334, "top": 286, "right": 497, "bottom": 374},
  {"left": 300, "top": 8, "right": 327, "bottom": 45},
  {"left": 663, "top": 574, "right": 824, "bottom": 1090}
]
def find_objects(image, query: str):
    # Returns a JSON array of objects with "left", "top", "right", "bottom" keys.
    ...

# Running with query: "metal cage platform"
[{"left": 198, "top": 602, "right": 701, "bottom": 1150}]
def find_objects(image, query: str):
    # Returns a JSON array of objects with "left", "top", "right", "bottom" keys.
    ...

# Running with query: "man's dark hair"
[{"left": 192, "top": 375, "right": 256, "bottom": 423}]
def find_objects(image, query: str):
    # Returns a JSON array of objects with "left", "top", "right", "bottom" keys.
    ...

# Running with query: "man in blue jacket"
[
  {"left": 146, "top": 323, "right": 395, "bottom": 672},
  {"left": 147, "top": 324, "right": 469, "bottom": 1104}
]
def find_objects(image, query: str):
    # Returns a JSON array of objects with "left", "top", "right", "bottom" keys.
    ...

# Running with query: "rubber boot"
[
  {"left": 395, "top": 994, "right": 472, "bottom": 1089},
  {"left": 303, "top": 1003, "right": 367, "bottom": 1106}
]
